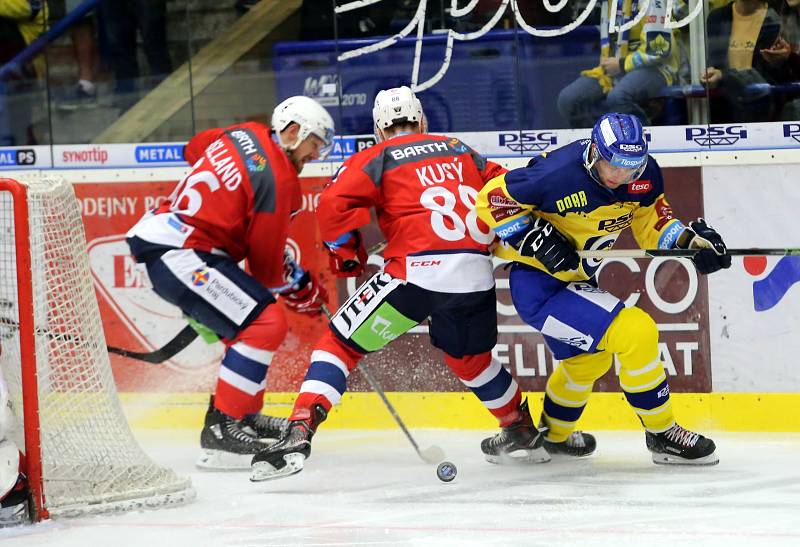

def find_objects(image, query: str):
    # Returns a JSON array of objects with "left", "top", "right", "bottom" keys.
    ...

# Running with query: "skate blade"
[
  {"left": 651, "top": 451, "right": 720, "bottom": 466},
  {"left": 485, "top": 447, "right": 551, "bottom": 465},
  {"left": 196, "top": 449, "right": 254, "bottom": 470},
  {"left": 250, "top": 452, "right": 305, "bottom": 482}
]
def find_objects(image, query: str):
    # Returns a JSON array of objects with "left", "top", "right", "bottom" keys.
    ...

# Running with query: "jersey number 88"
[{"left": 419, "top": 185, "right": 494, "bottom": 245}]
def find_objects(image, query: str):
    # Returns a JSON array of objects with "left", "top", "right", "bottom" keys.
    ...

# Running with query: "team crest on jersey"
[
  {"left": 653, "top": 196, "right": 675, "bottom": 230},
  {"left": 246, "top": 152, "right": 268, "bottom": 172},
  {"left": 192, "top": 267, "right": 211, "bottom": 286},
  {"left": 447, "top": 138, "right": 468, "bottom": 153}
]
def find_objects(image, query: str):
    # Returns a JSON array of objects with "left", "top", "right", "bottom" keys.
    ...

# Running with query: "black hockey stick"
[
  {"left": 106, "top": 325, "right": 199, "bottom": 363},
  {"left": 577, "top": 248, "right": 800, "bottom": 259},
  {"left": 321, "top": 304, "right": 444, "bottom": 465},
  {"left": 0, "top": 316, "right": 198, "bottom": 364}
]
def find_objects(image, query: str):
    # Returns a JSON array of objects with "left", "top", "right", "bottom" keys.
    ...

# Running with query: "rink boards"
[{"left": 3, "top": 149, "right": 799, "bottom": 432}]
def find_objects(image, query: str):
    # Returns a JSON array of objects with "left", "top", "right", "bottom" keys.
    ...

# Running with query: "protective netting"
[{"left": 0, "top": 177, "right": 194, "bottom": 517}]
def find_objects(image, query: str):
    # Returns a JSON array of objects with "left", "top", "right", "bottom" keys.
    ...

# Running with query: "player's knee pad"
[
  {"left": 230, "top": 303, "right": 288, "bottom": 352},
  {"left": 558, "top": 351, "right": 614, "bottom": 384},
  {"left": 602, "top": 306, "right": 658, "bottom": 358}
]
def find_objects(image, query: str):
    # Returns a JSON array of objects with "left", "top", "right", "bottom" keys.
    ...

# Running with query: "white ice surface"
[{"left": 2, "top": 429, "right": 800, "bottom": 547}]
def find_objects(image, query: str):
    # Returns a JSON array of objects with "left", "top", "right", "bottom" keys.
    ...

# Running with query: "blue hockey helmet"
[{"left": 589, "top": 113, "right": 648, "bottom": 183}]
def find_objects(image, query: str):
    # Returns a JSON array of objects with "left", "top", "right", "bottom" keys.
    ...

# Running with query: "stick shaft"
[
  {"left": 320, "top": 303, "right": 431, "bottom": 462},
  {"left": 577, "top": 248, "right": 800, "bottom": 259}
]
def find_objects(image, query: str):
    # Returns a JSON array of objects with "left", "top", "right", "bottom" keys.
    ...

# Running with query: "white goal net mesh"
[{"left": 0, "top": 176, "right": 193, "bottom": 518}]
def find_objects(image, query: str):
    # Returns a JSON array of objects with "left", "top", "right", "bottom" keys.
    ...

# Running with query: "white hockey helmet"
[
  {"left": 372, "top": 86, "right": 425, "bottom": 134},
  {"left": 271, "top": 96, "right": 335, "bottom": 159}
]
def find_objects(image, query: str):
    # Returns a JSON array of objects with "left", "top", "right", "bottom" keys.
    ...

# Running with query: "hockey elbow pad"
[
  {"left": 323, "top": 230, "right": 368, "bottom": 278},
  {"left": 677, "top": 218, "right": 731, "bottom": 275},
  {"left": 515, "top": 216, "right": 580, "bottom": 274}
]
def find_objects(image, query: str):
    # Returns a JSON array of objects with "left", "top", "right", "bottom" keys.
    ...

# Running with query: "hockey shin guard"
[
  {"left": 291, "top": 330, "right": 364, "bottom": 422},
  {"left": 604, "top": 307, "right": 675, "bottom": 432},
  {"left": 542, "top": 351, "right": 611, "bottom": 442}
]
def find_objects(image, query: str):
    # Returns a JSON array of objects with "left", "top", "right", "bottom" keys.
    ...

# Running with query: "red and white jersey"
[
  {"left": 127, "top": 122, "right": 301, "bottom": 289},
  {"left": 317, "top": 133, "right": 506, "bottom": 292}
]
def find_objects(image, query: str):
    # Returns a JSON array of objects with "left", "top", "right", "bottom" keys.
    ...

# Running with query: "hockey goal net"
[{"left": 0, "top": 176, "right": 194, "bottom": 520}]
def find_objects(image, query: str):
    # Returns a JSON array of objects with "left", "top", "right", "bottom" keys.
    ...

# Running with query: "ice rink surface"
[{"left": 2, "top": 429, "right": 799, "bottom": 547}]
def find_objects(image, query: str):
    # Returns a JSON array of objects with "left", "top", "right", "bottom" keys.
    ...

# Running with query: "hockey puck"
[{"left": 436, "top": 461, "right": 457, "bottom": 482}]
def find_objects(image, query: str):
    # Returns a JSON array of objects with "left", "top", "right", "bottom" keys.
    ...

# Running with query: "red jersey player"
[
  {"left": 251, "top": 86, "right": 550, "bottom": 481},
  {"left": 127, "top": 96, "right": 333, "bottom": 469}
]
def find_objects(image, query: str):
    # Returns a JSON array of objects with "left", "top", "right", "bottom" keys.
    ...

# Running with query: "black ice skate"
[
  {"left": 0, "top": 474, "right": 29, "bottom": 527},
  {"left": 481, "top": 400, "right": 551, "bottom": 464},
  {"left": 250, "top": 405, "right": 327, "bottom": 482},
  {"left": 240, "top": 412, "right": 288, "bottom": 442},
  {"left": 645, "top": 423, "right": 719, "bottom": 466},
  {"left": 197, "top": 399, "right": 264, "bottom": 470},
  {"left": 539, "top": 413, "right": 597, "bottom": 457}
]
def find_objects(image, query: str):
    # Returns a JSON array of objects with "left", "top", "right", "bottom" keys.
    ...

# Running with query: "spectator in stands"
[
  {"left": 57, "top": 0, "right": 100, "bottom": 110},
  {"left": 760, "top": 0, "right": 800, "bottom": 119},
  {"left": 0, "top": 0, "right": 48, "bottom": 145},
  {"left": 99, "top": 0, "right": 172, "bottom": 111},
  {"left": 700, "top": 0, "right": 781, "bottom": 122},
  {"left": 556, "top": 0, "right": 680, "bottom": 128}
]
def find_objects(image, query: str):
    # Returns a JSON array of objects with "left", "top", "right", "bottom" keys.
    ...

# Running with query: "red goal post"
[{"left": 0, "top": 176, "right": 194, "bottom": 520}]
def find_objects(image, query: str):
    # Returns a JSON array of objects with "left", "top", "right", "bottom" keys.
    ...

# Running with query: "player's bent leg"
[
  {"left": 250, "top": 331, "right": 367, "bottom": 481},
  {"left": 198, "top": 304, "right": 289, "bottom": 470},
  {"left": 252, "top": 274, "right": 429, "bottom": 481},
  {"left": 443, "top": 352, "right": 549, "bottom": 464},
  {"left": 605, "top": 307, "right": 718, "bottom": 465},
  {"left": 540, "top": 352, "right": 609, "bottom": 457}
]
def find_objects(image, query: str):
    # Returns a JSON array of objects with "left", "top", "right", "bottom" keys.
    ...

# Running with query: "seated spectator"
[
  {"left": 0, "top": 0, "right": 48, "bottom": 145},
  {"left": 557, "top": 0, "right": 680, "bottom": 128},
  {"left": 760, "top": 0, "right": 800, "bottom": 119},
  {"left": 700, "top": 0, "right": 781, "bottom": 122}
]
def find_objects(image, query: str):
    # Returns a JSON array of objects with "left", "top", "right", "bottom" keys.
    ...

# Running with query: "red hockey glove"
[
  {"left": 283, "top": 271, "right": 328, "bottom": 315},
  {"left": 324, "top": 230, "right": 368, "bottom": 278}
]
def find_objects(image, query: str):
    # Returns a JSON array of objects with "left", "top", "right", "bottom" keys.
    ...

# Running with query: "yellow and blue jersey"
[{"left": 475, "top": 139, "right": 685, "bottom": 282}]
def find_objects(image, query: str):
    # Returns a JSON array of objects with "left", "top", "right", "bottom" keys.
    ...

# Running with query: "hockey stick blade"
[
  {"left": 0, "top": 317, "right": 198, "bottom": 364},
  {"left": 577, "top": 248, "right": 800, "bottom": 259},
  {"left": 320, "top": 304, "right": 444, "bottom": 464},
  {"left": 107, "top": 325, "right": 199, "bottom": 363}
]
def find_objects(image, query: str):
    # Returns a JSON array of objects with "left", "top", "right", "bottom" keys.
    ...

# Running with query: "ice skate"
[
  {"left": 250, "top": 405, "right": 327, "bottom": 482},
  {"left": 240, "top": 412, "right": 288, "bottom": 442},
  {"left": 197, "top": 400, "right": 264, "bottom": 470},
  {"left": 646, "top": 423, "right": 719, "bottom": 466},
  {"left": 539, "top": 413, "right": 597, "bottom": 457},
  {"left": 481, "top": 400, "right": 551, "bottom": 464}
]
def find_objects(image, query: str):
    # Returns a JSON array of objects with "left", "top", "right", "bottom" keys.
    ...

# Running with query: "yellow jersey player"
[{"left": 475, "top": 113, "right": 730, "bottom": 465}]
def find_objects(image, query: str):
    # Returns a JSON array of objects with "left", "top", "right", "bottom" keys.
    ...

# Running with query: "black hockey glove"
[
  {"left": 514, "top": 216, "right": 580, "bottom": 274},
  {"left": 677, "top": 218, "right": 732, "bottom": 275}
]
